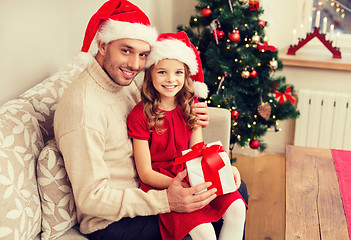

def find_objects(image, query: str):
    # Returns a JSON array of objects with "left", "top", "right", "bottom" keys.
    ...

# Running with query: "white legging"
[{"left": 188, "top": 199, "right": 246, "bottom": 240}]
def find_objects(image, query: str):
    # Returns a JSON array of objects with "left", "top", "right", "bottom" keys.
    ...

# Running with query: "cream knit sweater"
[{"left": 54, "top": 59, "right": 170, "bottom": 234}]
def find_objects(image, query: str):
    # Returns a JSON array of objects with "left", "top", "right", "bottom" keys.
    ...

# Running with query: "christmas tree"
[{"left": 178, "top": 0, "right": 299, "bottom": 152}]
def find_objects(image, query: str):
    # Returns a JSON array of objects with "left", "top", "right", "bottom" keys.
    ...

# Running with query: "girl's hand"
[
  {"left": 193, "top": 102, "right": 209, "bottom": 128},
  {"left": 232, "top": 166, "right": 241, "bottom": 190}
]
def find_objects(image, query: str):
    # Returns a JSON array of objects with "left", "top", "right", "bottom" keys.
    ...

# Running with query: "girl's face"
[{"left": 151, "top": 59, "right": 185, "bottom": 104}]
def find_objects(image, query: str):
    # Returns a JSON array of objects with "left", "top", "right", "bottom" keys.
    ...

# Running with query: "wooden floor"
[{"left": 233, "top": 152, "right": 286, "bottom": 240}]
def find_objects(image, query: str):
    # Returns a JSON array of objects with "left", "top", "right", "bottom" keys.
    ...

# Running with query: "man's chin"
[{"left": 115, "top": 78, "right": 134, "bottom": 86}]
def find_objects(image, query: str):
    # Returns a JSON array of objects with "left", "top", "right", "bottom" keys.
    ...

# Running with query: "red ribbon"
[
  {"left": 257, "top": 42, "right": 276, "bottom": 52},
  {"left": 175, "top": 142, "right": 226, "bottom": 195},
  {"left": 275, "top": 86, "right": 295, "bottom": 104}
]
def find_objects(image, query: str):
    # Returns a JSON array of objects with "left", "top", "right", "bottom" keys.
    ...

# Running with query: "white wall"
[
  {"left": 0, "top": 0, "right": 107, "bottom": 105},
  {"left": 0, "top": 0, "right": 190, "bottom": 105},
  {"left": 1, "top": 0, "right": 350, "bottom": 153}
]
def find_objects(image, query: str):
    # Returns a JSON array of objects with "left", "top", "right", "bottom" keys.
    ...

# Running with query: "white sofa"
[{"left": 0, "top": 63, "right": 231, "bottom": 240}]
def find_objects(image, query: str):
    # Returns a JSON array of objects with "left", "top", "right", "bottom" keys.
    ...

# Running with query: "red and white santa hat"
[
  {"left": 78, "top": 0, "right": 158, "bottom": 66},
  {"left": 145, "top": 31, "right": 208, "bottom": 99}
]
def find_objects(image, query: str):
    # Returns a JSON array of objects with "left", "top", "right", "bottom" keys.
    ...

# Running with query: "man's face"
[{"left": 99, "top": 38, "right": 151, "bottom": 86}]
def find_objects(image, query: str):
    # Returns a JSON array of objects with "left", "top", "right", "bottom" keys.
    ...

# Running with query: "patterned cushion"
[
  {"left": 37, "top": 140, "right": 77, "bottom": 240},
  {"left": 0, "top": 99, "right": 44, "bottom": 240},
  {"left": 19, "top": 63, "right": 83, "bottom": 143}
]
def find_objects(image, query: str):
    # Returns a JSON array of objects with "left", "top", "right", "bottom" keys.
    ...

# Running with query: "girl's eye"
[
  {"left": 176, "top": 71, "right": 184, "bottom": 75},
  {"left": 158, "top": 71, "right": 166, "bottom": 74}
]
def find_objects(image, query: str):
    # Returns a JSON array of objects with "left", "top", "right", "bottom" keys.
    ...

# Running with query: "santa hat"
[
  {"left": 77, "top": 0, "right": 158, "bottom": 66},
  {"left": 145, "top": 31, "right": 208, "bottom": 99}
]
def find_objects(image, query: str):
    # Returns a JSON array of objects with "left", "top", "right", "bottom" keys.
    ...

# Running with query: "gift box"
[{"left": 175, "top": 141, "right": 236, "bottom": 196}]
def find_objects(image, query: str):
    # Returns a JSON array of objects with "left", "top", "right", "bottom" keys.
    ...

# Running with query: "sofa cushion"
[
  {"left": 0, "top": 99, "right": 43, "bottom": 240},
  {"left": 37, "top": 140, "right": 77, "bottom": 240},
  {"left": 19, "top": 63, "right": 83, "bottom": 143}
]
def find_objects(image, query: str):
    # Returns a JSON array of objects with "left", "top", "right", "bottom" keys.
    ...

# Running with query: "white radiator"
[{"left": 294, "top": 89, "right": 351, "bottom": 150}]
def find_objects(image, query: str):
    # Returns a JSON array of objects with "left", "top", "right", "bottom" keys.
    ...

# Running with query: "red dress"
[{"left": 127, "top": 102, "right": 245, "bottom": 240}]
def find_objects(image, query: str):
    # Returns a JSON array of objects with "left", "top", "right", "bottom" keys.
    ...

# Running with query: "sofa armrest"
[
  {"left": 0, "top": 99, "right": 44, "bottom": 239},
  {"left": 202, "top": 107, "right": 231, "bottom": 153}
]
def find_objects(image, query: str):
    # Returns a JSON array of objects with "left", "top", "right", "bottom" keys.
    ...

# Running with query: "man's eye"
[{"left": 122, "top": 49, "right": 130, "bottom": 54}]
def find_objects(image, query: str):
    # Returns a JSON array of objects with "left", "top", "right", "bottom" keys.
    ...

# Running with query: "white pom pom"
[
  {"left": 73, "top": 52, "right": 94, "bottom": 70},
  {"left": 193, "top": 81, "right": 208, "bottom": 99}
]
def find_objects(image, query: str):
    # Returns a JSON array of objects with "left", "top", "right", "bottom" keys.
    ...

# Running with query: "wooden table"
[{"left": 285, "top": 145, "right": 349, "bottom": 240}]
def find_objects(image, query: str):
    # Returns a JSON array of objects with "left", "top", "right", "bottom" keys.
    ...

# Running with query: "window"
[{"left": 310, "top": 0, "right": 351, "bottom": 47}]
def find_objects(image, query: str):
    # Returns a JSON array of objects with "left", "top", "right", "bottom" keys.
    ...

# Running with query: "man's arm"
[
  {"left": 167, "top": 170, "right": 217, "bottom": 212},
  {"left": 56, "top": 127, "right": 170, "bottom": 219}
]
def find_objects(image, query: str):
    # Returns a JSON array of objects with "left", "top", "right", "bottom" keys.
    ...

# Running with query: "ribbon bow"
[
  {"left": 175, "top": 142, "right": 226, "bottom": 195},
  {"left": 275, "top": 86, "right": 295, "bottom": 104},
  {"left": 257, "top": 42, "right": 276, "bottom": 52}
]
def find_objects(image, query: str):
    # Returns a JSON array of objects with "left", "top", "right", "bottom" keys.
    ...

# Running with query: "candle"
[
  {"left": 292, "top": 29, "right": 297, "bottom": 46},
  {"left": 322, "top": 17, "right": 327, "bottom": 34},
  {"left": 335, "top": 32, "right": 340, "bottom": 48},
  {"left": 315, "top": 10, "right": 321, "bottom": 28},
  {"left": 300, "top": 24, "right": 304, "bottom": 39},
  {"left": 330, "top": 24, "right": 334, "bottom": 41},
  {"left": 308, "top": 16, "right": 313, "bottom": 32}
]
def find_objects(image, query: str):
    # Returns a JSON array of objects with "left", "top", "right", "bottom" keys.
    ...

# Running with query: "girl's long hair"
[{"left": 141, "top": 63, "right": 198, "bottom": 134}]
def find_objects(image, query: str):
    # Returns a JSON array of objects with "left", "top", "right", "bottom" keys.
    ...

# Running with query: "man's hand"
[
  {"left": 232, "top": 166, "right": 241, "bottom": 190},
  {"left": 167, "top": 170, "right": 217, "bottom": 213},
  {"left": 193, "top": 102, "right": 209, "bottom": 128}
]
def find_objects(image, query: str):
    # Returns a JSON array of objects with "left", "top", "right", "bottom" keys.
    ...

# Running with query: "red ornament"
[
  {"left": 249, "top": 139, "right": 260, "bottom": 149},
  {"left": 229, "top": 30, "right": 240, "bottom": 43},
  {"left": 231, "top": 110, "right": 239, "bottom": 120},
  {"left": 202, "top": 7, "right": 212, "bottom": 17},
  {"left": 213, "top": 28, "right": 225, "bottom": 40},
  {"left": 250, "top": 69, "right": 257, "bottom": 78},
  {"left": 258, "top": 19, "right": 266, "bottom": 29},
  {"left": 249, "top": 0, "right": 259, "bottom": 11}
]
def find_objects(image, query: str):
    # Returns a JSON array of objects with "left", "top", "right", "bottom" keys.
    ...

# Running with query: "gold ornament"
[
  {"left": 269, "top": 58, "right": 278, "bottom": 70},
  {"left": 252, "top": 33, "right": 261, "bottom": 44},
  {"left": 241, "top": 69, "right": 250, "bottom": 79}
]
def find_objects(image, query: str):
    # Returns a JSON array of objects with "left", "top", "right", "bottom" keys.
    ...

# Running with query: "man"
[{"left": 54, "top": 0, "right": 247, "bottom": 239}]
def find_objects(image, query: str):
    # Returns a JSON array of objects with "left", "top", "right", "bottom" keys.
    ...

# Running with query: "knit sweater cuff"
[{"left": 154, "top": 189, "right": 171, "bottom": 213}]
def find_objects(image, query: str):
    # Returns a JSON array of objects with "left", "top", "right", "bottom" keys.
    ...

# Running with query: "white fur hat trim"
[
  {"left": 145, "top": 39, "right": 198, "bottom": 75},
  {"left": 96, "top": 19, "right": 158, "bottom": 46}
]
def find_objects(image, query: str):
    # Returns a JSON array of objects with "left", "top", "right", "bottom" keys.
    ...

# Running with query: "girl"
[{"left": 127, "top": 31, "right": 246, "bottom": 240}]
